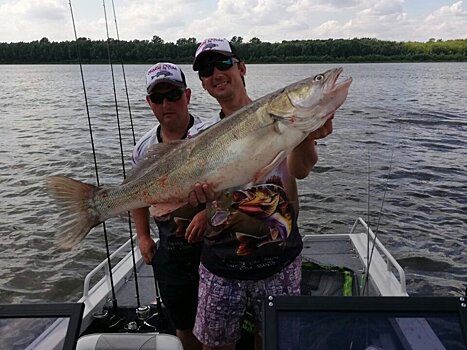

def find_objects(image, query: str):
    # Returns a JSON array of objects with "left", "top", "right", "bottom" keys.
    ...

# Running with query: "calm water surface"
[{"left": 0, "top": 62, "right": 466, "bottom": 304}]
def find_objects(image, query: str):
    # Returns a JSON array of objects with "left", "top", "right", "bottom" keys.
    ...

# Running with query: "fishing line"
[
  {"left": 362, "top": 148, "right": 371, "bottom": 295},
  {"left": 110, "top": 0, "right": 136, "bottom": 145},
  {"left": 68, "top": 0, "right": 120, "bottom": 316},
  {"left": 102, "top": 0, "right": 141, "bottom": 308},
  {"left": 368, "top": 145, "right": 395, "bottom": 265},
  {"left": 109, "top": 0, "right": 142, "bottom": 309},
  {"left": 110, "top": 0, "right": 169, "bottom": 321},
  {"left": 362, "top": 136, "right": 397, "bottom": 294}
]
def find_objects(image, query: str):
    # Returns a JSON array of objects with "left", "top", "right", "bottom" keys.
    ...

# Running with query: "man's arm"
[
  {"left": 287, "top": 118, "right": 333, "bottom": 179},
  {"left": 287, "top": 134, "right": 319, "bottom": 179},
  {"left": 131, "top": 207, "right": 156, "bottom": 264}
]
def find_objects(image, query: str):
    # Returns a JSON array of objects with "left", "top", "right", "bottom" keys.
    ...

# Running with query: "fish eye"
[{"left": 313, "top": 74, "right": 325, "bottom": 82}]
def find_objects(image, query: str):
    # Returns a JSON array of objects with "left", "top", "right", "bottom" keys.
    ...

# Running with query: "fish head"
[{"left": 267, "top": 67, "right": 352, "bottom": 133}]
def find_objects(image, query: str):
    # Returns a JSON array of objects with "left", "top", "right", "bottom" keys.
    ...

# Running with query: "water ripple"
[{"left": 0, "top": 63, "right": 466, "bottom": 304}]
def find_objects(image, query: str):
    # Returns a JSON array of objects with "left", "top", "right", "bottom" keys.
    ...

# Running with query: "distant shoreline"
[
  {"left": 1, "top": 59, "right": 465, "bottom": 64},
  {"left": 1, "top": 37, "right": 465, "bottom": 64}
]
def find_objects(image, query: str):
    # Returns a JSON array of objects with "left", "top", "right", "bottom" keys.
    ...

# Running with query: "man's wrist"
[{"left": 138, "top": 233, "right": 153, "bottom": 242}]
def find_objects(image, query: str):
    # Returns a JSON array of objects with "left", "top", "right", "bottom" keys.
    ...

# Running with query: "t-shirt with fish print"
[
  {"left": 132, "top": 114, "right": 205, "bottom": 282},
  {"left": 187, "top": 112, "right": 303, "bottom": 280}
]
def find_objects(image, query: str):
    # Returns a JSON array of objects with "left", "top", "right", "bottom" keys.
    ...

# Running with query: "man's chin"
[{"left": 162, "top": 113, "right": 177, "bottom": 119}]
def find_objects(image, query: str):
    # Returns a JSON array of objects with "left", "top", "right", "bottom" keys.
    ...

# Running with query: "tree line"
[{"left": 0, "top": 36, "right": 465, "bottom": 64}]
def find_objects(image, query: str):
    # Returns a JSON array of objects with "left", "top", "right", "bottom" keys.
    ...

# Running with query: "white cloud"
[
  {"left": 0, "top": 0, "right": 67, "bottom": 41},
  {"left": 419, "top": 1, "right": 467, "bottom": 40},
  {"left": 0, "top": 0, "right": 465, "bottom": 43}
]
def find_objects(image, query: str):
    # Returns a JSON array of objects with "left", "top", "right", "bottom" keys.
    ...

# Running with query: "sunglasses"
[
  {"left": 149, "top": 88, "right": 184, "bottom": 104},
  {"left": 198, "top": 57, "right": 239, "bottom": 78}
]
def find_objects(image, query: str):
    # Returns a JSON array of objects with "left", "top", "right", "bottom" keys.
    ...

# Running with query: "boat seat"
[{"left": 76, "top": 333, "right": 183, "bottom": 350}]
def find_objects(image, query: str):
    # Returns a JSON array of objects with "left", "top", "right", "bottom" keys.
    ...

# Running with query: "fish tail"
[{"left": 47, "top": 175, "right": 102, "bottom": 249}]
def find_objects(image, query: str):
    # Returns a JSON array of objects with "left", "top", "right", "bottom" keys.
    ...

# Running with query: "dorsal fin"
[
  {"left": 146, "top": 140, "right": 184, "bottom": 159},
  {"left": 125, "top": 140, "right": 183, "bottom": 183}
]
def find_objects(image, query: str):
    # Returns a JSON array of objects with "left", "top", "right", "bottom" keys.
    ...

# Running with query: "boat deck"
[
  {"left": 114, "top": 263, "right": 156, "bottom": 308},
  {"left": 116, "top": 229, "right": 383, "bottom": 309},
  {"left": 22, "top": 218, "right": 408, "bottom": 350}
]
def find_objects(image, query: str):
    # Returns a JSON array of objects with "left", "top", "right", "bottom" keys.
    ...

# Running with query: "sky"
[{"left": 0, "top": 0, "right": 466, "bottom": 44}]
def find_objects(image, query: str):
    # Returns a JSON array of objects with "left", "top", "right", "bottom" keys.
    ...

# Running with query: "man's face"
[
  {"left": 197, "top": 53, "right": 246, "bottom": 102},
  {"left": 146, "top": 82, "right": 191, "bottom": 128}
]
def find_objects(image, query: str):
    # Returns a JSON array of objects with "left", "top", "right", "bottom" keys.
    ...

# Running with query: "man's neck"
[{"left": 160, "top": 115, "right": 191, "bottom": 142}]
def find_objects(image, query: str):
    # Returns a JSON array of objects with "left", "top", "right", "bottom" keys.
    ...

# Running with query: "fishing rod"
[
  {"left": 102, "top": 0, "right": 141, "bottom": 309},
  {"left": 110, "top": 0, "right": 136, "bottom": 145},
  {"left": 362, "top": 139, "right": 397, "bottom": 295},
  {"left": 67, "top": 0, "right": 120, "bottom": 319},
  {"left": 109, "top": 0, "right": 166, "bottom": 324},
  {"left": 364, "top": 148, "right": 371, "bottom": 295}
]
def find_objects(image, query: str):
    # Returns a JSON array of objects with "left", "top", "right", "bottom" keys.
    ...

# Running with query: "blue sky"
[{"left": 0, "top": 0, "right": 465, "bottom": 43}]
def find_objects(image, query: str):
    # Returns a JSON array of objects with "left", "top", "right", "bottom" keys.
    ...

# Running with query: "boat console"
[
  {"left": 263, "top": 295, "right": 467, "bottom": 350},
  {"left": 0, "top": 303, "right": 84, "bottom": 350}
]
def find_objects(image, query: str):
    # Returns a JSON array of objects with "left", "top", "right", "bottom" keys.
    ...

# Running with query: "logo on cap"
[
  {"left": 203, "top": 43, "right": 218, "bottom": 50},
  {"left": 146, "top": 62, "right": 186, "bottom": 93},
  {"left": 155, "top": 70, "right": 174, "bottom": 78}
]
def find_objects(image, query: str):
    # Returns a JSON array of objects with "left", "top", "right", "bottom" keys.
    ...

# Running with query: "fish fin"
[
  {"left": 235, "top": 232, "right": 270, "bottom": 240},
  {"left": 211, "top": 210, "right": 230, "bottom": 226},
  {"left": 149, "top": 202, "right": 186, "bottom": 218},
  {"left": 293, "top": 109, "right": 330, "bottom": 132},
  {"left": 270, "top": 108, "right": 329, "bottom": 133},
  {"left": 236, "top": 242, "right": 251, "bottom": 256},
  {"left": 47, "top": 176, "right": 102, "bottom": 250},
  {"left": 273, "top": 119, "right": 289, "bottom": 134},
  {"left": 257, "top": 239, "right": 282, "bottom": 247},
  {"left": 266, "top": 90, "right": 295, "bottom": 118},
  {"left": 253, "top": 151, "right": 287, "bottom": 183},
  {"left": 146, "top": 140, "right": 184, "bottom": 157},
  {"left": 173, "top": 217, "right": 191, "bottom": 237},
  {"left": 125, "top": 141, "right": 184, "bottom": 183}
]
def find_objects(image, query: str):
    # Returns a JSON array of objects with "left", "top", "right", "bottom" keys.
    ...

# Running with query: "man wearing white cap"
[
  {"left": 188, "top": 39, "right": 333, "bottom": 350},
  {"left": 131, "top": 62, "right": 204, "bottom": 350}
]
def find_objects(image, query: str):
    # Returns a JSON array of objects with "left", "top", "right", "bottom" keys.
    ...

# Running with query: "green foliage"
[
  {"left": 230, "top": 36, "right": 243, "bottom": 44},
  {"left": 0, "top": 37, "right": 465, "bottom": 64}
]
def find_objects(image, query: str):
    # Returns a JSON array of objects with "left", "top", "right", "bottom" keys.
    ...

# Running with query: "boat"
[{"left": 2, "top": 217, "right": 465, "bottom": 349}]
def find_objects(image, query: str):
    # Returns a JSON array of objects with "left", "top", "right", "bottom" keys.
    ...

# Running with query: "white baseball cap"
[
  {"left": 193, "top": 38, "right": 240, "bottom": 71},
  {"left": 146, "top": 62, "right": 187, "bottom": 94}
]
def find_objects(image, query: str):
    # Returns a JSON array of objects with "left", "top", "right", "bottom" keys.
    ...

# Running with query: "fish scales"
[{"left": 47, "top": 68, "right": 352, "bottom": 248}]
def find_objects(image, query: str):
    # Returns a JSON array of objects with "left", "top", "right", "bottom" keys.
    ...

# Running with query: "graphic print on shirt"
[
  {"left": 151, "top": 197, "right": 204, "bottom": 260},
  {"left": 205, "top": 162, "right": 295, "bottom": 257}
]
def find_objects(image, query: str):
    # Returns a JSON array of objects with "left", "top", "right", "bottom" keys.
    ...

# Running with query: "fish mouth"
[
  {"left": 318, "top": 68, "right": 352, "bottom": 120},
  {"left": 327, "top": 67, "right": 353, "bottom": 93},
  {"left": 322, "top": 67, "right": 353, "bottom": 105}
]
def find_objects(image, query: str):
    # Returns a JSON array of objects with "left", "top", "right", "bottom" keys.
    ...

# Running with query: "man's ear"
[
  {"left": 185, "top": 88, "right": 192, "bottom": 103},
  {"left": 238, "top": 61, "right": 247, "bottom": 77}
]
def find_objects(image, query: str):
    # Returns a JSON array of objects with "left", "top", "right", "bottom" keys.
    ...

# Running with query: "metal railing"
[{"left": 350, "top": 217, "right": 407, "bottom": 294}]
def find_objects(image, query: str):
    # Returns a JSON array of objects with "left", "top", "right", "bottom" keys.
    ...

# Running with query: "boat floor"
[{"left": 114, "top": 234, "right": 375, "bottom": 310}]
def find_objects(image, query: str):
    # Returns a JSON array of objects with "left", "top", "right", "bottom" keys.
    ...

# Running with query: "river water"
[{"left": 0, "top": 62, "right": 465, "bottom": 305}]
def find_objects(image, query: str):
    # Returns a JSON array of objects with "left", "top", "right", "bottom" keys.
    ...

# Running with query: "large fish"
[{"left": 47, "top": 67, "right": 352, "bottom": 249}]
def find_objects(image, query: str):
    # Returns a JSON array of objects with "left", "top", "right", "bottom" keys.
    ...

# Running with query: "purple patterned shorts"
[{"left": 193, "top": 256, "right": 301, "bottom": 347}]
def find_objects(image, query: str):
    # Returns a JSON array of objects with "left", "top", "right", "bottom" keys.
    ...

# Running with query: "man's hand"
[
  {"left": 185, "top": 210, "right": 207, "bottom": 243},
  {"left": 138, "top": 235, "right": 156, "bottom": 264},
  {"left": 188, "top": 183, "right": 216, "bottom": 206},
  {"left": 309, "top": 117, "right": 333, "bottom": 140}
]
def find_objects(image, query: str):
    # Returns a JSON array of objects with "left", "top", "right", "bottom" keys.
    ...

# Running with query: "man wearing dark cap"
[
  {"left": 188, "top": 39, "right": 333, "bottom": 350},
  {"left": 131, "top": 62, "right": 204, "bottom": 350}
]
